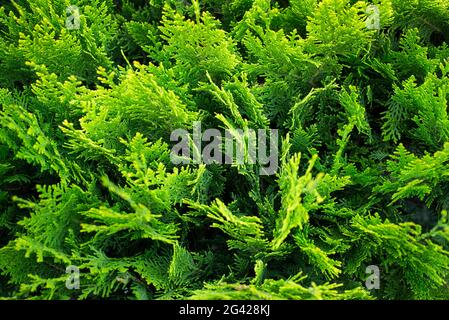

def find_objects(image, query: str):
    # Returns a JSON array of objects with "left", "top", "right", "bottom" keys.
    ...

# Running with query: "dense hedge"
[{"left": 1, "top": 0, "right": 449, "bottom": 300}]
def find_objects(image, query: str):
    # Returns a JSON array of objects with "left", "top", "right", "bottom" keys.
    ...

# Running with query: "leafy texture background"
[{"left": 0, "top": 0, "right": 449, "bottom": 300}]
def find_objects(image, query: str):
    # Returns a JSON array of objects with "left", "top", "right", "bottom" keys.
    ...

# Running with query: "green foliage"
[
  {"left": 0, "top": 0, "right": 117, "bottom": 87},
  {"left": 1, "top": 0, "right": 449, "bottom": 301}
]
